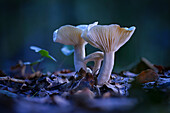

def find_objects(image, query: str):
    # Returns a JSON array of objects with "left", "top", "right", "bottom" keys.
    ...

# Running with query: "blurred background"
[{"left": 0, "top": 0, "right": 170, "bottom": 73}]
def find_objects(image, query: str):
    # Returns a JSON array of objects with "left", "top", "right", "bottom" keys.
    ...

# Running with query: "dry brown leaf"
[
  {"left": 103, "top": 92, "right": 112, "bottom": 98},
  {"left": 71, "top": 88, "right": 95, "bottom": 108},
  {"left": 136, "top": 69, "right": 159, "bottom": 83},
  {"left": 10, "top": 60, "right": 26, "bottom": 77},
  {"left": 74, "top": 88, "right": 95, "bottom": 99},
  {"left": 27, "top": 71, "right": 42, "bottom": 79},
  {"left": 104, "top": 83, "right": 123, "bottom": 96}
]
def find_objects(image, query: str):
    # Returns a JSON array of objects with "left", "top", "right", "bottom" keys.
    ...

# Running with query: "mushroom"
[
  {"left": 82, "top": 24, "right": 136, "bottom": 85},
  {"left": 84, "top": 51, "right": 104, "bottom": 75},
  {"left": 53, "top": 22, "right": 98, "bottom": 72}
]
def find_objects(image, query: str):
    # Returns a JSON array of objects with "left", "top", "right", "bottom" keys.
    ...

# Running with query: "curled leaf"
[
  {"left": 30, "top": 46, "right": 56, "bottom": 62},
  {"left": 61, "top": 45, "right": 74, "bottom": 56}
]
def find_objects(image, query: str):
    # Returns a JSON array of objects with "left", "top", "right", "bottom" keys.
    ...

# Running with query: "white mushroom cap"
[
  {"left": 81, "top": 24, "right": 136, "bottom": 52},
  {"left": 53, "top": 22, "right": 98, "bottom": 46},
  {"left": 53, "top": 25, "right": 87, "bottom": 46},
  {"left": 84, "top": 51, "right": 104, "bottom": 63}
]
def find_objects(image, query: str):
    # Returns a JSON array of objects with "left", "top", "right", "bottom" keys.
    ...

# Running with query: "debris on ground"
[{"left": 0, "top": 58, "right": 169, "bottom": 113}]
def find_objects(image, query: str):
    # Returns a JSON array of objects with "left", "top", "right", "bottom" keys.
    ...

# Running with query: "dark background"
[{"left": 0, "top": 0, "right": 170, "bottom": 73}]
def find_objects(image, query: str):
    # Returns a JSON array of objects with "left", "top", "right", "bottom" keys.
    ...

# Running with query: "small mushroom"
[
  {"left": 82, "top": 24, "right": 136, "bottom": 85},
  {"left": 84, "top": 51, "right": 104, "bottom": 75},
  {"left": 53, "top": 22, "right": 98, "bottom": 72}
]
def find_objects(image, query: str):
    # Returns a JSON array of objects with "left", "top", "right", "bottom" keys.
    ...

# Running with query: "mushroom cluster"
[{"left": 53, "top": 22, "right": 136, "bottom": 85}]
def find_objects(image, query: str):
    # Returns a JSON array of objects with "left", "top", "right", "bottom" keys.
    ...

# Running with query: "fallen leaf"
[
  {"left": 10, "top": 60, "right": 26, "bottom": 77},
  {"left": 103, "top": 92, "right": 111, "bottom": 98},
  {"left": 71, "top": 88, "right": 95, "bottom": 108},
  {"left": 74, "top": 88, "right": 95, "bottom": 99},
  {"left": 28, "top": 71, "right": 42, "bottom": 79},
  {"left": 104, "top": 83, "right": 124, "bottom": 96},
  {"left": 136, "top": 69, "right": 159, "bottom": 83},
  {"left": 75, "top": 68, "right": 86, "bottom": 80},
  {"left": 46, "top": 77, "right": 59, "bottom": 88}
]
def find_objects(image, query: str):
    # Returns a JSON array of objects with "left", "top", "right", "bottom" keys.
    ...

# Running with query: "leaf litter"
[{"left": 0, "top": 58, "right": 170, "bottom": 113}]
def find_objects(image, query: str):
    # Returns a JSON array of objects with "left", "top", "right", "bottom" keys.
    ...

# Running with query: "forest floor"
[{"left": 0, "top": 58, "right": 169, "bottom": 113}]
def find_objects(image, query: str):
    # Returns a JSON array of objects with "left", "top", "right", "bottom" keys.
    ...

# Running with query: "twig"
[
  {"left": 141, "top": 57, "right": 158, "bottom": 72},
  {"left": 0, "top": 76, "right": 29, "bottom": 83}
]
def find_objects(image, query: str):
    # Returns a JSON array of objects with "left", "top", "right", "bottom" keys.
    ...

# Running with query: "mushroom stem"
[
  {"left": 93, "top": 60, "right": 102, "bottom": 75},
  {"left": 74, "top": 44, "right": 86, "bottom": 72},
  {"left": 97, "top": 51, "right": 115, "bottom": 85}
]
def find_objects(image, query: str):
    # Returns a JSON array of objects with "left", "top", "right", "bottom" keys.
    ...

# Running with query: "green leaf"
[
  {"left": 61, "top": 45, "right": 74, "bottom": 56},
  {"left": 24, "top": 58, "right": 45, "bottom": 66},
  {"left": 30, "top": 46, "right": 56, "bottom": 62}
]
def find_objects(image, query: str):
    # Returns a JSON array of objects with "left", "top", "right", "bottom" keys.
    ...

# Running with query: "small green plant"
[
  {"left": 30, "top": 46, "right": 56, "bottom": 62},
  {"left": 24, "top": 46, "right": 56, "bottom": 72}
]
